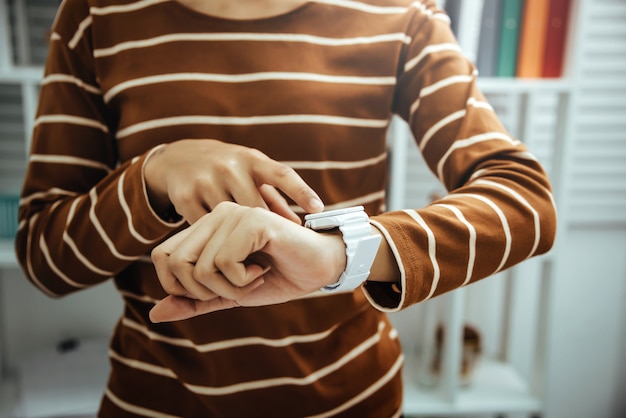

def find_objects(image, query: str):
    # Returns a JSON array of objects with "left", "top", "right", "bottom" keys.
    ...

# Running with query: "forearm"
[
  {"left": 368, "top": 226, "right": 402, "bottom": 284},
  {"left": 16, "top": 152, "right": 182, "bottom": 296}
]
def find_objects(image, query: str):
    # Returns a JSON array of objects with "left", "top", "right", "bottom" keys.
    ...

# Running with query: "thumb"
[
  {"left": 150, "top": 295, "right": 241, "bottom": 322},
  {"left": 150, "top": 295, "right": 200, "bottom": 323}
]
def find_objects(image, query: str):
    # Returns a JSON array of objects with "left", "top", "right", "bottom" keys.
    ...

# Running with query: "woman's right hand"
[
  {"left": 149, "top": 201, "right": 347, "bottom": 322},
  {"left": 143, "top": 139, "right": 324, "bottom": 224}
]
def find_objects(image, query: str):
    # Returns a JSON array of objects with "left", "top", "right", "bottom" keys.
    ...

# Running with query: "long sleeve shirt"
[{"left": 16, "top": 0, "right": 557, "bottom": 416}]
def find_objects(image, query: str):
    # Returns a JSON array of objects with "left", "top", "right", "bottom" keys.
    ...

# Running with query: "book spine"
[
  {"left": 456, "top": 0, "right": 485, "bottom": 63},
  {"left": 476, "top": 0, "right": 504, "bottom": 77},
  {"left": 516, "top": 0, "right": 551, "bottom": 78},
  {"left": 496, "top": 0, "right": 524, "bottom": 77},
  {"left": 444, "top": 0, "right": 462, "bottom": 36},
  {"left": 542, "top": 0, "right": 572, "bottom": 78}
]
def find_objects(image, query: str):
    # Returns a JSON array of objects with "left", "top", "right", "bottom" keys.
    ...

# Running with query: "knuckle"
[
  {"left": 213, "top": 200, "right": 237, "bottom": 213},
  {"left": 215, "top": 157, "right": 241, "bottom": 176},
  {"left": 214, "top": 258, "right": 249, "bottom": 288},
  {"left": 192, "top": 264, "right": 212, "bottom": 282},
  {"left": 229, "top": 275, "right": 249, "bottom": 288},
  {"left": 273, "top": 162, "right": 296, "bottom": 179},
  {"left": 245, "top": 147, "right": 267, "bottom": 161},
  {"left": 296, "top": 184, "right": 313, "bottom": 198},
  {"left": 213, "top": 255, "right": 234, "bottom": 275},
  {"left": 151, "top": 246, "right": 165, "bottom": 262},
  {"left": 248, "top": 205, "right": 267, "bottom": 217},
  {"left": 161, "top": 279, "right": 180, "bottom": 295},
  {"left": 168, "top": 251, "right": 186, "bottom": 267},
  {"left": 169, "top": 187, "right": 195, "bottom": 207}
]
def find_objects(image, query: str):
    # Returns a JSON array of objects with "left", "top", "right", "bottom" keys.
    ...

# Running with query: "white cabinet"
[{"left": 1, "top": 0, "right": 625, "bottom": 417}]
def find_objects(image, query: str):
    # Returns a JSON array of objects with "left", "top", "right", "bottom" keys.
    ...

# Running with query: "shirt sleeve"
[
  {"left": 15, "top": 0, "right": 183, "bottom": 297},
  {"left": 362, "top": 0, "right": 557, "bottom": 311}
]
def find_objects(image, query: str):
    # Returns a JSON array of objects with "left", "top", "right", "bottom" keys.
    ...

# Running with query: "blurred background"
[{"left": 0, "top": 0, "right": 624, "bottom": 417}]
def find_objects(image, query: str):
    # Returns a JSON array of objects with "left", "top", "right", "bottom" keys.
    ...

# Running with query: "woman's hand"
[
  {"left": 149, "top": 202, "right": 347, "bottom": 322},
  {"left": 144, "top": 139, "right": 324, "bottom": 223}
]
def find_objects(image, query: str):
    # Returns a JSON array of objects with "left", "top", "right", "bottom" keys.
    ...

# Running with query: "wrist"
[
  {"left": 318, "top": 230, "right": 348, "bottom": 288},
  {"left": 366, "top": 223, "right": 401, "bottom": 284},
  {"left": 143, "top": 145, "right": 176, "bottom": 220}
]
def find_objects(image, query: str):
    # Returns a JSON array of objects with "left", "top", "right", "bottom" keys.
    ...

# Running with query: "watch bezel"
[{"left": 304, "top": 205, "right": 366, "bottom": 231}]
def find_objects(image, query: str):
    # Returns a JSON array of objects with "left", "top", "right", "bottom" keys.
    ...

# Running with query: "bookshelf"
[
  {"left": 1, "top": 0, "right": 626, "bottom": 417},
  {"left": 444, "top": 0, "right": 572, "bottom": 79}
]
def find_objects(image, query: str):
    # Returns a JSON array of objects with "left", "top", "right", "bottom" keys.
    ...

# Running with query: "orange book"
[{"left": 516, "top": 0, "right": 551, "bottom": 78}]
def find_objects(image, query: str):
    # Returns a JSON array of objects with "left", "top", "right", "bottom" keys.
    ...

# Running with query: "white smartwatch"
[{"left": 304, "top": 206, "right": 381, "bottom": 293}]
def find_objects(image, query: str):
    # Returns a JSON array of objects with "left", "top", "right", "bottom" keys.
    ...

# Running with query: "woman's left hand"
[{"left": 149, "top": 201, "right": 346, "bottom": 322}]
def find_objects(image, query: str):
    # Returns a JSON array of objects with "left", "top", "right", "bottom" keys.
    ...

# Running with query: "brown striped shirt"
[{"left": 16, "top": 0, "right": 557, "bottom": 416}]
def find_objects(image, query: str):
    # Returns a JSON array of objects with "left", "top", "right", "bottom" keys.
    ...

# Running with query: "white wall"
[{"left": 544, "top": 226, "right": 626, "bottom": 418}]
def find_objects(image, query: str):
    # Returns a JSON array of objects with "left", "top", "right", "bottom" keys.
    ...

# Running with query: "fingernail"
[
  {"left": 309, "top": 198, "right": 324, "bottom": 212},
  {"left": 149, "top": 309, "right": 161, "bottom": 323}
]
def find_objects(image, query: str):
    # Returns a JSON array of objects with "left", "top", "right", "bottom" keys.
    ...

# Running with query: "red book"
[{"left": 542, "top": 0, "right": 572, "bottom": 78}]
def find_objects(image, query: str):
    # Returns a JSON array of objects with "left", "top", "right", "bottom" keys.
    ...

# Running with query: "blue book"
[{"left": 476, "top": 0, "right": 503, "bottom": 77}]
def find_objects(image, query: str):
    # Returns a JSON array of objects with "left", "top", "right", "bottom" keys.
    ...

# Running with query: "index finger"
[{"left": 251, "top": 152, "right": 324, "bottom": 214}]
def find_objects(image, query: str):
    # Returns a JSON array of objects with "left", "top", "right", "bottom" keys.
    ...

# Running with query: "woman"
[{"left": 16, "top": 0, "right": 557, "bottom": 416}]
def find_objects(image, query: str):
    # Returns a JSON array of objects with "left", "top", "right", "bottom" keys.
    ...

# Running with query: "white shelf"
[
  {"left": 477, "top": 77, "right": 572, "bottom": 94},
  {"left": 0, "top": 239, "right": 17, "bottom": 268},
  {"left": 0, "top": 66, "right": 43, "bottom": 83},
  {"left": 402, "top": 357, "right": 541, "bottom": 416}
]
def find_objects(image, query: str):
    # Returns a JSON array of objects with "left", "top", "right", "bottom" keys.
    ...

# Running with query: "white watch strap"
[
  {"left": 316, "top": 209, "right": 381, "bottom": 293},
  {"left": 304, "top": 206, "right": 381, "bottom": 292},
  {"left": 322, "top": 231, "right": 381, "bottom": 292}
]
